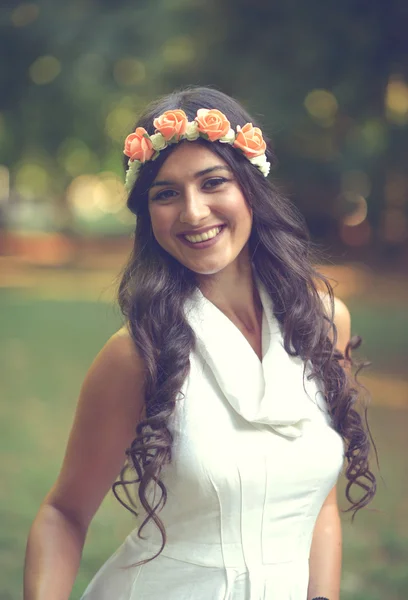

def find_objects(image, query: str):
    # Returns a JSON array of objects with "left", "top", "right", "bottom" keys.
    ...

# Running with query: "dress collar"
[{"left": 184, "top": 275, "right": 320, "bottom": 438}]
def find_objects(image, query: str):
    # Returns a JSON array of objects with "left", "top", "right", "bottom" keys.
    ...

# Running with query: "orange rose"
[
  {"left": 124, "top": 127, "right": 155, "bottom": 163},
  {"left": 195, "top": 108, "right": 231, "bottom": 142},
  {"left": 233, "top": 123, "right": 266, "bottom": 158},
  {"left": 153, "top": 109, "right": 188, "bottom": 141}
]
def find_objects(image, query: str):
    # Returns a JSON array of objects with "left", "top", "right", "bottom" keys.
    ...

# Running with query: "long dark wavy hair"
[{"left": 112, "top": 86, "right": 378, "bottom": 567}]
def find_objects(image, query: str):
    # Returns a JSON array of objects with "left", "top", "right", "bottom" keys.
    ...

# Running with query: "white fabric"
[{"left": 81, "top": 276, "right": 345, "bottom": 599}]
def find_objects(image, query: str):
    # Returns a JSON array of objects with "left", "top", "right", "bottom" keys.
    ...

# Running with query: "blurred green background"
[{"left": 1, "top": 1, "right": 408, "bottom": 599}]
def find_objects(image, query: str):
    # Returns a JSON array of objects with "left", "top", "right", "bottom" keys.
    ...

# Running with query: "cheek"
[
  {"left": 220, "top": 189, "right": 251, "bottom": 215},
  {"left": 149, "top": 208, "right": 173, "bottom": 238},
  {"left": 235, "top": 196, "right": 253, "bottom": 226},
  {"left": 242, "top": 193, "right": 253, "bottom": 221}
]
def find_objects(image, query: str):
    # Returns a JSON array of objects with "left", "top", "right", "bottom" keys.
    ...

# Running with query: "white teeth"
[{"left": 184, "top": 226, "right": 222, "bottom": 243}]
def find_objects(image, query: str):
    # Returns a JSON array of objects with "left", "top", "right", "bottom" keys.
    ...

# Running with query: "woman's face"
[{"left": 147, "top": 142, "right": 253, "bottom": 276}]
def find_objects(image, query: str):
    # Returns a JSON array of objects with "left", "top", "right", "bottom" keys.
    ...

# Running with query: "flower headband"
[{"left": 123, "top": 108, "right": 270, "bottom": 192}]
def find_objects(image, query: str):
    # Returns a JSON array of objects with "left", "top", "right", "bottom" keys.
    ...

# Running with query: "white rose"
[
  {"left": 150, "top": 133, "right": 167, "bottom": 151},
  {"left": 219, "top": 128, "right": 236, "bottom": 144},
  {"left": 249, "top": 154, "right": 270, "bottom": 177},
  {"left": 249, "top": 153, "right": 268, "bottom": 168},
  {"left": 125, "top": 160, "right": 141, "bottom": 192},
  {"left": 259, "top": 161, "right": 271, "bottom": 177},
  {"left": 185, "top": 121, "right": 200, "bottom": 141}
]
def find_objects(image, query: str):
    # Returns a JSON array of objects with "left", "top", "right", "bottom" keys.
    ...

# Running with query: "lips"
[
  {"left": 177, "top": 224, "right": 226, "bottom": 249},
  {"left": 177, "top": 224, "right": 225, "bottom": 237}
]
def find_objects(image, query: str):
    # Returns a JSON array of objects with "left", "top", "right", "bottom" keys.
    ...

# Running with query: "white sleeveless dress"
[{"left": 81, "top": 277, "right": 345, "bottom": 600}]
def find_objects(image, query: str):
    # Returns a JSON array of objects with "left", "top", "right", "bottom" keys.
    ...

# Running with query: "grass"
[{"left": 1, "top": 289, "right": 408, "bottom": 599}]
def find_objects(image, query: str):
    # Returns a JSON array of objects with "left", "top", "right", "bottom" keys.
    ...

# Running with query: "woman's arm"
[
  {"left": 307, "top": 295, "right": 351, "bottom": 600},
  {"left": 24, "top": 327, "right": 146, "bottom": 600},
  {"left": 307, "top": 485, "right": 342, "bottom": 600}
]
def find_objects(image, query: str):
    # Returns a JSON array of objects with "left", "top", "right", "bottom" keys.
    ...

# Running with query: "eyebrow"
[{"left": 149, "top": 165, "right": 232, "bottom": 189}]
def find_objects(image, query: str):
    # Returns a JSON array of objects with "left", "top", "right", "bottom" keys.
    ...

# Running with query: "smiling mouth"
[
  {"left": 183, "top": 225, "right": 224, "bottom": 243},
  {"left": 178, "top": 224, "right": 226, "bottom": 248}
]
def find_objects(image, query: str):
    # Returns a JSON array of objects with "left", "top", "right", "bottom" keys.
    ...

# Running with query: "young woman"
[{"left": 24, "top": 86, "right": 377, "bottom": 600}]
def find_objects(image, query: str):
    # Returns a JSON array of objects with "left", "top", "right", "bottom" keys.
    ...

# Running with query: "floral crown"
[{"left": 123, "top": 108, "right": 270, "bottom": 192}]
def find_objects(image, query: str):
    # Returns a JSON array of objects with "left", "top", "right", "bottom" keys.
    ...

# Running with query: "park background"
[{"left": 1, "top": 1, "right": 408, "bottom": 598}]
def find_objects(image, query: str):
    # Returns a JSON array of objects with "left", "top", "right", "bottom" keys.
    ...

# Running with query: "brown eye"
[
  {"left": 152, "top": 189, "right": 177, "bottom": 201},
  {"left": 203, "top": 177, "right": 229, "bottom": 189}
]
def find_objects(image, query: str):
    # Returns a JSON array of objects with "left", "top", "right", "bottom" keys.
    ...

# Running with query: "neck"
[{"left": 197, "top": 259, "right": 262, "bottom": 331}]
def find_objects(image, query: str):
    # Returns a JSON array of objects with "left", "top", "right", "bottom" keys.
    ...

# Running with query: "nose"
[{"left": 179, "top": 186, "right": 211, "bottom": 225}]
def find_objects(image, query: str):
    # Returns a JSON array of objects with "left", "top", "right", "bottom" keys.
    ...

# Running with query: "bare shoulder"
[
  {"left": 317, "top": 290, "right": 351, "bottom": 353},
  {"left": 317, "top": 289, "right": 350, "bottom": 321},
  {"left": 44, "top": 324, "right": 146, "bottom": 528},
  {"left": 80, "top": 323, "right": 147, "bottom": 425},
  {"left": 81, "top": 324, "right": 146, "bottom": 403},
  {"left": 105, "top": 324, "right": 139, "bottom": 364}
]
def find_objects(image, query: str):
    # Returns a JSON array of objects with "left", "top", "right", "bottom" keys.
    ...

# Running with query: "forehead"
[{"left": 155, "top": 142, "right": 228, "bottom": 179}]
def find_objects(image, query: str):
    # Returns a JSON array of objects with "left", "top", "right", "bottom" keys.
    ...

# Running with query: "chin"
[{"left": 190, "top": 266, "right": 226, "bottom": 276}]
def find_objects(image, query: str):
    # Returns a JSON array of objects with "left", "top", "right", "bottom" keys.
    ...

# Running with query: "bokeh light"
[
  {"left": 341, "top": 170, "right": 371, "bottom": 199},
  {"left": 105, "top": 98, "right": 137, "bottom": 142},
  {"left": 304, "top": 89, "right": 338, "bottom": 126},
  {"left": 29, "top": 56, "right": 61, "bottom": 85},
  {"left": 385, "top": 75, "right": 408, "bottom": 125},
  {"left": 345, "top": 119, "right": 387, "bottom": 156},
  {"left": 66, "top": 173, "right": 126, "bottom": 221},
  {"left": 113, "top": 57, "right": 146, "bottom": 86},
  {"left": 342, "top": 194, "right": 368, "bottom": 227},
  {"left": 7, "top": 199, "right": 57, "bottom": 232},
  {"left": 57, "top": 138, "right": 100, "bottom": 177},
  {"left": 14, "top": 163, "right": 51, "bottom": 200},
  {"left": 11, "top": 3, "right": 40, "bottom": 27},
  {"left": 0, "top": 166, "right": 10, "bottom": 204},
  {"left": 97, "top": 172, "right": 126, "bottom": 214},
  {"left": 162, "top": 36, "right": 196, "bottom": 66}
]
